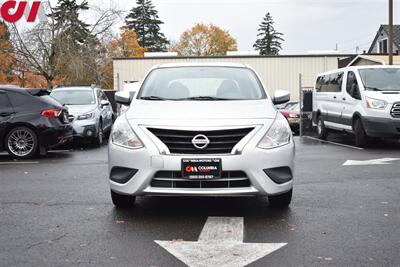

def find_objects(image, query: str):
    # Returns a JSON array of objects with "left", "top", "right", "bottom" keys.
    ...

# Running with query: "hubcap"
[{"left": 8, "top": 129, "right": 35, "bottom": 157}]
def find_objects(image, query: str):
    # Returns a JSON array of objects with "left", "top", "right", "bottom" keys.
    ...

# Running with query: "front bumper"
[
  {"left": 71, "top": 118, "right": 99, "bottom": 139},
  {"left": 108, "top": 139, "right": 295, "bottom": 197},
  {"left": 362, "top": 116, "right": 400, "bottom": 137}
]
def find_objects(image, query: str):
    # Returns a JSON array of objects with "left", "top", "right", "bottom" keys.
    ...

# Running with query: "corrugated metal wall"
[{"left": 113, "top": 56, "right": 341, "bottom": 100}]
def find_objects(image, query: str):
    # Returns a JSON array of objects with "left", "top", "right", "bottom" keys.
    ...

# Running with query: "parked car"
[
  {"left": 280, "top": 103, "right": 300, "bottom": 134},
  {"left": 0, "top": 86, "right": 72, "bottom": 159},
  {"left": 50, "top": 86, "right": 114, "bottom": 146},
  {"left": 109, "top": 63, "right": 295, "bottom": 209},
  {"left": 313, "top": 65, "right": 400, "bottom": 147},
  {"left": 275, "top": 101, "right": 298, "bottom": 110}
]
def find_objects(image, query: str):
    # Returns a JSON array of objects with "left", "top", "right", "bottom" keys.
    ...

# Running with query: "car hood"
[
  {"left": 66, "top": 105, "right": 97, "bottom": 116},
  {"left": 125, "top": 100, "right": 277, "bottom": 120},
  {"left": 364, "top": 91, "right": 400, "bottom": 104}
]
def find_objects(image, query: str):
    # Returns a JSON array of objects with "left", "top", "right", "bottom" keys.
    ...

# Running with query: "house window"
[{"left": 378, "top": 39, "right": 388, "bottom": 54}]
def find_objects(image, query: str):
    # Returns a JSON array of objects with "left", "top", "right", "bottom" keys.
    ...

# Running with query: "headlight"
[
  {"left": 366, "top": 97, "right": 387, "bottom": 109},
  {"left": 111, "top": 118, "right": 143, "bottom": 149},
  {"left": 258, "top": 119, "right": 291, "bottom": 149},
  {"left": 77, "top": 112, "right": 95, "bottom": 120}
]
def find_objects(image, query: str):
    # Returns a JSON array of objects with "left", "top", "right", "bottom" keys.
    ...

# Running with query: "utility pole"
[{"left": 389, "top": 0, "right": 394, "bottom": 65}]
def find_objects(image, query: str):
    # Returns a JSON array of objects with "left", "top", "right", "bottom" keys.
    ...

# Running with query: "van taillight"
[{"left": 41, "top": 109, "right": 62, "bottom": 118}]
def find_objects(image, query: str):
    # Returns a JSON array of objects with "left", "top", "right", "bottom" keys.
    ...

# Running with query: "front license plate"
[{"left": 182, "top": 159, "right": 222, "bottom": 179}]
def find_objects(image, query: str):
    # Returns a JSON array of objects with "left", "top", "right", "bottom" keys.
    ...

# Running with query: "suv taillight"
[{"left": 41, "top": 109, "right": 63, "bottom": 118}]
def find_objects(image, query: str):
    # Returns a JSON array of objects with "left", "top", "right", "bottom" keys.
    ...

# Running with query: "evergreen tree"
[
  {"left": 125, "top": 0, "right": 169, "bottom": 52},
  {"left": 51, "top": 0, "right": 91, "bottom": 44},
  {"left": 253, "top": 13, "right": 284, "bottom": 55}
]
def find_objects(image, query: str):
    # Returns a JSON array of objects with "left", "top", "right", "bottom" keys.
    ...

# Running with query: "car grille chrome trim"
[
  {"left": 146, "top": 127, "right": 254, "bottom": 154},
  {"left": 391, "top": 103, "right": 400, "bottom": 118},
  {"left": 151, "top": 171, "right": 251, "bottom": 189}
]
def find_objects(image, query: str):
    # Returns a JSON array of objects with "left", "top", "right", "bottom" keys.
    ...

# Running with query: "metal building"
[{"left": 113, "top": 55, "right": 353, "bottom": 100}]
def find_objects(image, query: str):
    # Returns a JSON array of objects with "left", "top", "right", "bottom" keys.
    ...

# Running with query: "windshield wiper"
[
  {"left": 365, "top": 86, "right": 383, "bottom": 91},
  {"left": 140, "top": 96, "right": 169, "bottom": 101},
  {"left": 178, "top": 96, "right": 231, "bottom": 101}
]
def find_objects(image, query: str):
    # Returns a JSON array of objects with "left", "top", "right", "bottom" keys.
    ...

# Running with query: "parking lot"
[{"left": 0, "top": 135, "right": 399, "bottom": 267}]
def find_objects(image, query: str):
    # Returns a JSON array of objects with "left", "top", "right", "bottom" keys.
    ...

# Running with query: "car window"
[
  {"left": 7, "top": 91, "right": 28, "bottom": 107},
  {"left": 359, "top": 68, "right": 400, "bottom": 92},
  {"left": 51, "top": 90, "right": 95, "bottom": 105},
  {"left": 138, "top": 67, "right": 266, "bottom": 100},
  {"left": 346, "top": 71, "right": 361, "bottom": 100},
  {"left": 0, "top": 92, "right": 12, "bottom": 111},
  {"left": 316, "top": 72, "right": 343, "bottom": 93}
]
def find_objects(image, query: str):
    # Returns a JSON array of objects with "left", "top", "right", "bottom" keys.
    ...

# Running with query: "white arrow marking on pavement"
[
  {"left": 343, "top": 158, "right": 400, "bottom": 166},
  {"left": 155, "top": 217, "right": 287, "bottom": 267}
]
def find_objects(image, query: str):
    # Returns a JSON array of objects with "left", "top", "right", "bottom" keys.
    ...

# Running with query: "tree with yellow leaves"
[
  {"left": 101, "top": 29, "right": 145, "bottom": 89},
  {"left": 171, "top": 23, "right": 237, "bottom": 56}
]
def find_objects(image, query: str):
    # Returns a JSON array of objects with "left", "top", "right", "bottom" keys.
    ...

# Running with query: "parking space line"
[
  {"left": 0, "top": 161, "right": 40, "bottom": 165},
  {"left": 303, "top": 136, "right": 364, "bottom": 150}
]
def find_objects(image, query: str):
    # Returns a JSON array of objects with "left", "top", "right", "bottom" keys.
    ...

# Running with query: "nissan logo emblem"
[{"left": 192, "top": 134, "right": 210, "bottom": 150}]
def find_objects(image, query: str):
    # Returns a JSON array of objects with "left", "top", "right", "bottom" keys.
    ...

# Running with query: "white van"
[{"left": 313, "top": 65, "right": 400, "bottom": 147}]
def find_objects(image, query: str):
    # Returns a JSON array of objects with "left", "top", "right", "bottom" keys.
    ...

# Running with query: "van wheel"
[
  {"left": 111, "top": 190, "right": 136, "bottom": 208},
  {"left": 6, "top": 127, "right": 39, "bottom": 160},
  {"left": 269, "top": 189, "right": 292, "bottom": 209},
  {"left": 316, "top": 116, "right": 328, "bottom": 140},
  {"left": 353, "top": 118, "right": 367, "bottom": 148}
]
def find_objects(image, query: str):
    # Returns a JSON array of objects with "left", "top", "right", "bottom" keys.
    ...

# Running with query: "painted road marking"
[
  {"left": 0, "top": 161, "right": 40, "bottom": 165},
  {"left": 303, "top": 136, "right": 364, "bottom": 150},
  {"left": 343, "top": 158, "right": 400, "bottom": 166},
  {"left": 155, "top": 217, "right": 287, "bottom": 267}
]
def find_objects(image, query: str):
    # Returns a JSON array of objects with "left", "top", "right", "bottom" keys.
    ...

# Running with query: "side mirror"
[
  {"left": 100, "top": 100, "right": 110, "bottom": 107},
  {"left": 115, "top": 91, "right": 132, "bottom": 106},
  {"left": 272, "top": 90, "right": 290, "bottom": 105}
]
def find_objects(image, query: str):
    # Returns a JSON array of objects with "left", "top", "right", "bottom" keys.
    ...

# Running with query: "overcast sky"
[{"left": 89, "top": 0, "right": 398, "bottom": 54}]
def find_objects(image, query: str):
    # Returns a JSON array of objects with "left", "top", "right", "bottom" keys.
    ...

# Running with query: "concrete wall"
[{"left": 113, "top": 55, "right": 345, "bottom": 101}]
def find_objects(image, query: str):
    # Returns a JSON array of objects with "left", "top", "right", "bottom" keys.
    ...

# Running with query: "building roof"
[{"left": 368, "top": 24, "right": 400, "bottom": 53}]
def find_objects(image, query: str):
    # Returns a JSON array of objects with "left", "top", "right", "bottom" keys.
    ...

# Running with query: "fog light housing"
[
  {"left": 86, "top": 130, "right": 94, "bottom": 137},
  {"left": 264, "top": 167, "right": 293, "bottom": 184},
  {"left": 110, "top": 167, "right": 138, "bottom": 184}
]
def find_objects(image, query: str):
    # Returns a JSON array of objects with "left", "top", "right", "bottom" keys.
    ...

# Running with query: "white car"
[
  {"left": 108, "top": 63, "right": 295, "bottom": 208},
  {"left": 313, "top": 65, "right": 400, "bottom": 147}
]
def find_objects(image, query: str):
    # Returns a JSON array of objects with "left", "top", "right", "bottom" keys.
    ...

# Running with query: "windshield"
[
  {"left": 138, "top": 67, "right": 266, "bottom": 101},
  {"left": 51, "top": 90, "right": 95, "bottom": 105},
  {"left": 359, "top": 68, "right": 400, "bottom": 92}
]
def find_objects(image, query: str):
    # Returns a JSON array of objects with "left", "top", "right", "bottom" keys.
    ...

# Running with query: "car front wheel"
[
  {"left": 269, "top": 189, "right": 292, "bottom": 208},
  {"left": 353, "top": 118, "right": 367, "bottom": 148},
  {"left": 6, "top": 126, "right": 39, "bottom": 160},
  {"left": 92, "top": 122, "right": 104, "bottom": 147},
  {"left": 111, "top": 190, "right": 136, "bottom": 208},
  {"left": 316, "top": 116, "right": 328, "bottom": 140}
]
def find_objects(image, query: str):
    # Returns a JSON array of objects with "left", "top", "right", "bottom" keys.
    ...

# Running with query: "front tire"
[
  {"left": 269, "top": 189, "right": 292, "bottom": 209},
  {"left": 111, "top": 190, "right": 136, "bottom": 208},
  {"left": 5, "top": 126, "right": 39, "bottom": 160},
  {"left": 353, "top": 118, "right": 367, "bottom": 148},
  {"left": 316, "top": 115, "right": 328, "bottom": 140},
  {"left": 92, "top": 122, "right": 104, "bottom": 147}
]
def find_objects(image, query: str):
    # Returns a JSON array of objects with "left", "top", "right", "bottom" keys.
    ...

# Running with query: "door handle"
[{"left": 333, "top": 96, "right": 337, "bottom": 99}]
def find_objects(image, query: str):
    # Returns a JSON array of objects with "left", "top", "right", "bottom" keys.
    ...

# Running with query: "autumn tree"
[
  {"left": 125, "top": 0, "right": 169, "bottom": 52},
  {"left": 171, "top": 23, "right": 237, "bottom": 56},
  {"left": 0, "top": 21, "right": 15, "bottom": 84},
  {"left": 101, "top": 29, "right": 145, "bottom": 89},
  {"left": 253, "top": 13, "right": 284, "bottom": 55},
  {"left": 8, "top": 1, "right": 122, "bottom": 89}
]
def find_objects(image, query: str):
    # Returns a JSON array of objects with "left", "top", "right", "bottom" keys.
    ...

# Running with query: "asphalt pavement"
[{"left": 0, "top": 136, "right": 399, "bottom": 267}]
